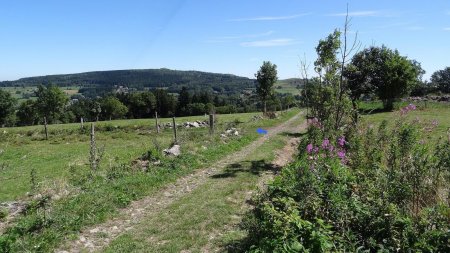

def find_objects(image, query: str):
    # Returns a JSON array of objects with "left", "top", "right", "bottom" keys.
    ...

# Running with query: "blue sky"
[{"left": 0, "top": 0, "right": 449, "bottom": 81}]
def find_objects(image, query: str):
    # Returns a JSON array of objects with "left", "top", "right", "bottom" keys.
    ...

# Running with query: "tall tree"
[
  {"left": 16, "top": 100, "right": 39, "bottom": 126},
  {"left": 100, "top": 96, "right": 128, "bottom": 120},
  {"left": 346, "top": 46, "right": 422, "bottom": 110},
  {"left": 255, "top": 61, "right": 278, "bottom": 114},
  {"left": 35, "top": 85, "right": 69, "bottom": 123},
  {"left": 177, "top": 87, "right": 191, "bottom": 116},
  {"left": 431, "top": 67, "right": 450, "bottom": 93},
  {"left": 0, "top": 89, "right": 17, "bottom": 127}
]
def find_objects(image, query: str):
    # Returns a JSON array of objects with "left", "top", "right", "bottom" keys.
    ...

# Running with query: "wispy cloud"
[
  {"left": 444, "top": 27, "right": 450, "bottom": 31},
  {"left": 446, "top": 10, "right": 450, "bottom": 15},
  {"left": 328, "top": 11, "right": 380, "bottom": 17},
  {"left": 229, "top": 13, "right": 310, "bottom": 22},
  {"left": 241, "top": 38, "right": 298, "bottom": 47}
]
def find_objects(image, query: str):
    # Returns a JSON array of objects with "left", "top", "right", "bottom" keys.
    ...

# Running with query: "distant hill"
[
  {"left": 0, "top": 68, "right": 256, "bottom": 97},
  {"left": 275, "top": 78, "right": 305, "bottom": 95}
]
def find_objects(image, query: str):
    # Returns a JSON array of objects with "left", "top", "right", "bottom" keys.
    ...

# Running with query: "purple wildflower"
[
  {"left": 338, "top": 136, "right": 346, "bottom": 147},
  {"left": 337, "top": 150, "right": 346, "bottom": 159},
  {"left": 306, "top": 144, "right": 313, "bottom": 153},
  {"left": 431, "top": 119, "right": 438, "bottom": 127},
  {"left": 328, "top": 145, "right": 335, "bottom": 152},
  {"left": 408, "top": 103, "right": 416, "bottom": 110},
  {"left": 313, "top": 147, "right": 319, "bottom": 153},
  {"left": 322, "top": 139, "right": 330, "bottom": 149}
]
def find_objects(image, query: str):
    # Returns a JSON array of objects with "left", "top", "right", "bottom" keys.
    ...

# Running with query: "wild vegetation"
[
  {"left": 0, "top": 109, "right": 300, "bottom": 252},
  {"left": 239, "top": 19, "right": 450, "bottom": 252}
]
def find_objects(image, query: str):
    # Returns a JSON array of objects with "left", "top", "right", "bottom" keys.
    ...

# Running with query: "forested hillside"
[{"left": 0, "top": 68, "right": 255, "bottom": 97}]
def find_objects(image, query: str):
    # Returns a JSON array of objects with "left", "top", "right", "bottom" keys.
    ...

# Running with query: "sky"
[{"left": 0, "top": 0, "right": 449, "bottom": 81}]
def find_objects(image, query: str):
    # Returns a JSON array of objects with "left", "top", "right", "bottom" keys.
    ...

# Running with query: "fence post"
[
  {"left": 44, "top": 117, "right": 48, "bottom": 140},
  {"left": 155, "top": 112, "right": 160, "bottom": 134},
  {"left": 90, "top": 123, "right": 97, "bottom": 170},
  {"left": 172, "top": 117, "right": 178, "bottom": 144},
  {"left": 209, "top": 114, "right": 214, "bottom": 135},
  {"left": 80, "top": 117, "right": 84, "bottom": 129}
]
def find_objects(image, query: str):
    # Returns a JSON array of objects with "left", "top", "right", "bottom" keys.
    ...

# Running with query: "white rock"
[
  {"left": 234, "top": 131, "right": 239, "bottom": 136},
  {"left": 163, "top": 145, "right": 181, "bottom": 156}
]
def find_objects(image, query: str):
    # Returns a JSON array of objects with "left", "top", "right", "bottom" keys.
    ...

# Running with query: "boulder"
[{"left": 163, "top": 145, "right": 181, "bottom": 156}]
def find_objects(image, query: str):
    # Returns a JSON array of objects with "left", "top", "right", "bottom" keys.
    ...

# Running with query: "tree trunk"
[
  {"left": 383, "top": 99, "right": 394, "bottom": 111},
  {"left": 263, "top": 101, "right": 267, "bottom": 115}
]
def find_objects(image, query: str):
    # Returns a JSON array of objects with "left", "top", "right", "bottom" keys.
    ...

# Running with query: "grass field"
[
  {"left": 0, "top": 111, "right": 296, "bottom": 202},
  {"left": 0, "top": 86, "right": 81, "bottom": 102},
  {"left": 275, "top": 78, "right": 302, "bottom": 95},
  {"left": 362, "top": 101, "right": 450, "bottom": 139}
]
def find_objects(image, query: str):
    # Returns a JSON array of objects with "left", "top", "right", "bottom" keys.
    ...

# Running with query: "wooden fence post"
[
  {"left": 172, "top": 117, "right": 177, "bottom": 144},
  {"left": 80, "top": 117, "right": 84, "bottom": 129},
  {"left": 155, "top": 112, "right": 160, "bottom": 134},
  {"left": 90, "top": 123, "right": 97, "bottom": 170},
  {"left": 209, "top": 114, "right": 214, "bottom": 135},
  {"left": 44, "top": 117, "right": 48, "bottom": 140}
]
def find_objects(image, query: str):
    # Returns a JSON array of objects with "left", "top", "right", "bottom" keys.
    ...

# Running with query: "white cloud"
[
  {"left": 229, "top": 13, "right": 310, "bottom": 22},
  {"left": 328, "top": 11, "right": 380, "bottom": 17},
  {"left": 241, "top": 39, "right": 297, "bottom": 47},
  {"left": 444, "top": 27, "right": 450, "bottom": 31}
]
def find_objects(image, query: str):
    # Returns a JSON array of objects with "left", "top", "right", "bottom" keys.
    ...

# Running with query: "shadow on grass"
[
  {"left": 210, "top": 159, "right": 278, "bottom": 179},
  {"left": 359, "top": 107, "right": 392, "bottom": 115},
  {"left": 279, "top": 131, "right": 306, "bottom": 138}
]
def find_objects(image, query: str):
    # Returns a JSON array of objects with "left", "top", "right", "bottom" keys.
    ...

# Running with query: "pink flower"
[
  {"left": 328, "top": 145, "right": 335, "bottom": 153},
  {"left": 408, "top": 103, "right": 416, "bottom": 110},
  {"left": 431, "top": 120, "right": 438, "bottom": 127},
  {"left": 306, "top": 144, "right": 314, "bottom": 153},
  {"left": 337, "top": 150, "right": 346, "bottom": 159},
  {"left": 322, "top": 139, "right": 330, "bottom": 149},
  {"left": 338, "top": 136, "right": 346, "bottom": 147}
]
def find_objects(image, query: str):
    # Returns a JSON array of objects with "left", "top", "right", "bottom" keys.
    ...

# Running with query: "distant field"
[
  {"left": 0, "top": 85, "right": 80, "bottom": 102},
  {"left": 275, "top": 78, "right": 303, "bottom": 95},
  {"left": 0, "top": 110, "right": 298, "bottom": 201},
  {"left": 362, "top": 101, "right": 450, "bottom": 139}
]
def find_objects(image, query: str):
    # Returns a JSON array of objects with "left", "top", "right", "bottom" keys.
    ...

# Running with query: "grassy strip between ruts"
[
  {"left": 102, "top": 114, "right": 305, "bottom": 252},
  {"left": 0, "top": 109, "right": 300, "bottom": 253}
]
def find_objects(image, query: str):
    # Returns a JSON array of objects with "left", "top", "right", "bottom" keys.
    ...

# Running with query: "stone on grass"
[{"left": 163, "top": 145, "right": 181, "bottom": 156}]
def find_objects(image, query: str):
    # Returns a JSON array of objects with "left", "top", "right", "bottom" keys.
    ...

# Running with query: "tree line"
[{"left": 0, "top": 85, "right": 297, "bottom": 127}]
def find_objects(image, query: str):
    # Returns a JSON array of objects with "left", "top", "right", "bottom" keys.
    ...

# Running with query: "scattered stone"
[
  {"left": 79, "top": 236, "right": 86, "bottom": 242},
  {"left": 89, "top": 228, "right": 100, "bottom": 234},
  {"left": 234, "top": 130, "right": 239, "bottom": 136},
  {"left": 163, "top": 145, "right": 181, "bottom": 156}
]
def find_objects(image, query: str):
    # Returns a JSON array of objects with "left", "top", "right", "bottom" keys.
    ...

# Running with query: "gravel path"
[{"left": 56, "top": 112, "right": 304, "bottom": 253}]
